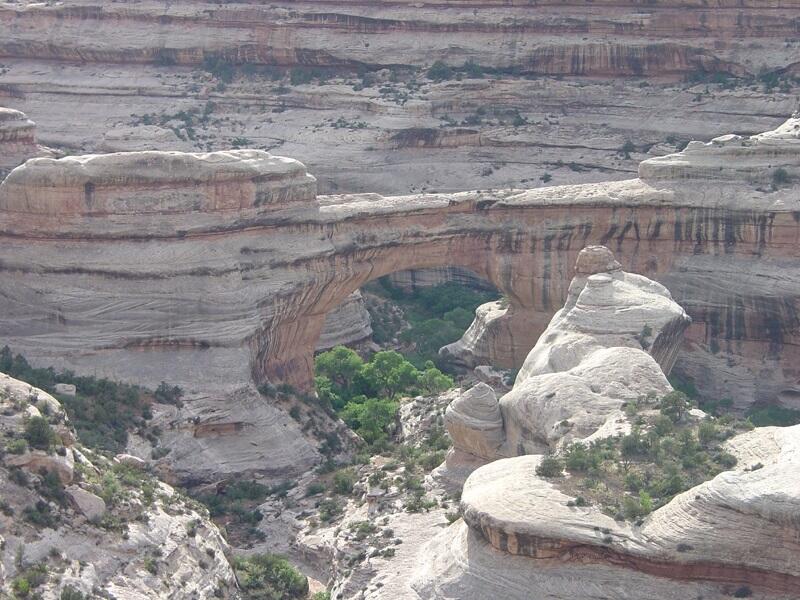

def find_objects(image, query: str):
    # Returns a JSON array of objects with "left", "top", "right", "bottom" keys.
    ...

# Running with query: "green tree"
[
  {"left": 340, "top": 398, "right": 399, "bottom": 445},
  {"left": 564, "top": 443, "right": 601, "bottom": 473},
  {"left": 463, "top": 59, "right": 483, "bottom": 79},
  {"left": 315, "top": 346, "right": 364, "bottom": 391},
  {"left": 418, "top": 363, "right": 454, "bottom": 395},
  {"left": 314, "top": 375, "right": 342, "bottom": 411},
  {"left": 358, "top": 351, "right": 418, "bottom": 398}
]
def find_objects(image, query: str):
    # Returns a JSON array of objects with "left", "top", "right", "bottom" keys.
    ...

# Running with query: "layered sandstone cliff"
[
  {"left": 317, "top": 290, "right": 372, "bottom": 351},
  {"left": 0, "top": 118, "right": 798, "bottom": 482},
  {"left": 1, "top": 1, "right": 798, "bottom": 75},
  {"left": 0, "top": 1, "right": 797, "bottom": 197}
]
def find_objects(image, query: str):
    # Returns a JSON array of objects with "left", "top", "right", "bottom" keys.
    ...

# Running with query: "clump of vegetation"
[
  {"left": 6, "top": 438, "right": 28, "bottom": 455},
  {"left": 154, "top": 382, "right": 183, "bottom": 407},
  {"left": 317, "top": 497, "right": 344, "bottom": 523},
  {"left": 24, "top": 416, "right": 55, "bottom": 450},
  {"left": 232, "top": 554, "right": 309, "bottom": 599},
  {"left": 23, "top": 500, "right": 59, "bottom": 528},
  {"left": 547, "top": 391, "right": 752, "bottom": 523},
  {"left": 202, "top": 55, "right": 235, "bottom": 83},
  {"left": 620, "top": 140, "right": 637, "bottom": 159},
  {"left": 11, "top": 563, "right": 48, "bottom": 598},
  {"left": 536, "top": 455, "right": 564, "bottom": 478},
  {"left": 771, "top": 167, "right": 791, "bottom": 189},
  {"left": 747, "top": 404, "right": 800, "bottom": 427},
  {"left": 193, "top": 479, "right": 294, "bottom": 545},
  {"left": 427, "top": 60, "right": 454, "bottom": 81},
  {"left": 60, "top": 585, "right": 86, "bottom": 600},
  {"left": 0, "top": 347, "right": 170, "bottom": 452},
  {"left": 314, "top": 346, "right": 452, "bottom": 447}
]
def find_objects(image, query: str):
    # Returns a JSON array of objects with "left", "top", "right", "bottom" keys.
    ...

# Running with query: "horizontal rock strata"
[
  {"left": 316, "top": 290, "right": 372, "bottom": 351},
  {"left": 0, "top": 1, "right": 798, "bottom": 200},
  {"left": 1, "top": 1, "right": 798, "bottom": 75},
  {"left": 0, "top": 119, "right": 799, "bottom": 481}
]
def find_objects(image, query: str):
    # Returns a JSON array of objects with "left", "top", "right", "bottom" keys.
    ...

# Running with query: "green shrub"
[
  {"left": 9, "top": 467, "right": 29, "bottom": 487},
  {"left": 60, "top": 585, "right": 86, "bottom": 600},
  {"left": 143, "top": 556, "right": 158, "bottom": 574},
  {"left": 154, "top": 382, "right": 183, "bottom": 407},
  {"left": 24, "top": 416, "right": 54, "bottom": 450},
  {"left": 317, "top": 498, "right": 343, "bottom": 522},
  {"left": 12, "top": 576, "right": 31, "bottom": 597},
  {"left": 747, "top": 405, "right": 800, "bottom": 427},
  {"left": 620, "top": 140, "right": 636, "bottom": 158},
  {"left": 151, "top": 446, "right": 171, "bottom": 460},
  {"left": 427, "top": 61, "right": 453, "bottom": 81},
  {"left": 535, "top": 455, "right": 564, "bottom": 478},
  {"left": 202, "top": 55, "right": 235, "bottom": 83},
  {"left": 23, "top": 500, "right": 58, "bottom": 528},
  {"left": 0, "top": 346, "right": 154, "bottom": 452},
  {"left": 697, "top": 421, "right": 717, "bottom": 446},
  {"left": 305, "top": 482, "right": 325, "bottom": 496},
  {"left": 39, "top": 470, "right": 66, "bottom": 505},
  {"left": 564, "top": 443, "right": 600, "bottom": 473},
  {"left": 332, "top": 468, "right": 357, "bottom": 495},
  {"left": 463, "top": 59, "right": 483, "bottom": 79},
  {"left": 6, "top": 438, "right": 27, "bottom": 454},
  {"left": 772, "top": 167, "right": 790, "bottom": 187},
  {"left": 233, "top": 554, "right": 308, "bottom": 599}
]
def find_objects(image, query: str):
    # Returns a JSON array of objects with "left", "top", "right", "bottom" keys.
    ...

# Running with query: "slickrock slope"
[
  {"left": 410, "top": 253, "right": 800, "bottom": 600},
  {"left": 0, "top": 372, "right": 238, "bottom": 599},
  {"left": 443, "top": 246, "right": 689, "bottom": 475},
  {"left": 0, "top": 1, "right": 798, "bottom": 196},
  {"left": 412, "top": 425, "right": 800, "bottom": 600},
  {"left": 1, "top": 118, "right": 799, "bottom": 480}
]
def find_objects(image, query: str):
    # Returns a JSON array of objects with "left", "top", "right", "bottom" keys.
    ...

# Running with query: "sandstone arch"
[{"left": 1, "top": 118, "right": 799, "bottom": 409}]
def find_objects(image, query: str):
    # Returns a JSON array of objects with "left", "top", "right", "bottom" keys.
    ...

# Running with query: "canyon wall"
[
  {"left": 0, "top": 118, "right": 798, "bottom": 428},
  {"left": 1, "top": 1, "right": 798, "bottom": 74},
  {"left": 0, "top": 1, "right": 798, "bottom": 197}
]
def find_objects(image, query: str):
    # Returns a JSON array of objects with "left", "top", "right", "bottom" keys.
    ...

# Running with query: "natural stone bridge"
[{"left": 1, "top": 117, "right": 799, "bottom": 409}]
